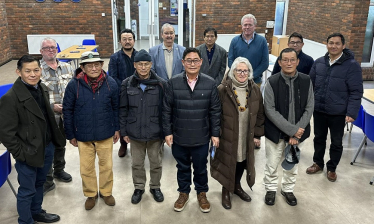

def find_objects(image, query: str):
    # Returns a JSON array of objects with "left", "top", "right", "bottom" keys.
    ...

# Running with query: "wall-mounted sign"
[{"left": 170, "top": 0, "right": 178, "bottom": 16}]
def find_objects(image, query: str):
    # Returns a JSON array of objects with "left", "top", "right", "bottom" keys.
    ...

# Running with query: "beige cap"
[{"left": 80, "top": 51, "right": 104, "bottom": 64}]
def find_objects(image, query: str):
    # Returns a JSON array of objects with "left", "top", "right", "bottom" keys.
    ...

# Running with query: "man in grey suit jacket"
[
  {"left": 149, "top": 23, "right": 186, "bottom": 81},
  {"left": 196, "top": 27, "right": 227, "bottom": 85}
]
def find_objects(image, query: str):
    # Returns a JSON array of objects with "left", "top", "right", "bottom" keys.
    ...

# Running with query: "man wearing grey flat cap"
[
  {"left": 120, "top": 49, "right": 166, "bottom": 204},
  {"left": 263, "top": 48, "right": 314, "bottom": 207}
]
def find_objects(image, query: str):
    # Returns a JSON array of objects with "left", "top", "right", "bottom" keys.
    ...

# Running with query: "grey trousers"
[{"left": 130, "top": 139, "right": 163, "bottom": 190}]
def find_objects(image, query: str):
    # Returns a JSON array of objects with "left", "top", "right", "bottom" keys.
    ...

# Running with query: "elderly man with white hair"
[{"left": 228, "top": 14, "right": 269, "bottom": 86}]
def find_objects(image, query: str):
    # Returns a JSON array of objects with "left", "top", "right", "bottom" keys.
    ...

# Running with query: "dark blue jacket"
[
  {"left": 271, "top": 50, "right": 314, "bottom": 75},
  {"left": 63, "top": 70, "right": 120, "bottom": 142},
  {"left": 163, "top": 72, "right": 221, "bottom": 147},
  {"left": 108, "top": 48, "right": 138, "bottom": 88},
  {"left": 119, "top": 70, "right": 166, "bottom": 141},
  {"left": 309, "top": 49, "right": 363, "bottom": 119}
]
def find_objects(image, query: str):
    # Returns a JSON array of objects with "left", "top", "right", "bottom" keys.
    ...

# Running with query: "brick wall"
[
  {"left": 286, "top": 0, "right": 369, "bottom": 64},
  {"left": 0, "top": 0, "right": 11, "bottom": 65},
  {"left": 5, "top": 0, "right": 113, "bottom": 58},
  {"left": 195, "top": 0, "right": 275, "bottom": 48}
]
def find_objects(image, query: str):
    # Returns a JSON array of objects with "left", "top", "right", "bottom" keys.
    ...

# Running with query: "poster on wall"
[{"left": 170, "top": 0, "right": 178, "bottom": 16}]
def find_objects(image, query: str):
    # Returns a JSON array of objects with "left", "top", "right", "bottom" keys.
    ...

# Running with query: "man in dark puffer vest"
[
  {"left": 306, "top": 33, "right": 363, "bottom": 182},
  {"left": 163, "top": 48, "right": 221, "bottom": 213},
  {"left": 264, "top": 48, "right": 314, "bottom": 207}
]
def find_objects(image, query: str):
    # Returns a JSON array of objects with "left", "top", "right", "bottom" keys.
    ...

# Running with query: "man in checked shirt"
[{"left": 39, "top": 37, "right": 73, "bottom": 195}]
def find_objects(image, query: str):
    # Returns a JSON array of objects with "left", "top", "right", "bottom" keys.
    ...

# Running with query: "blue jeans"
[
  {"left": 15, "top": 142, "right": 55, "bottom": 224},
  {"left": 172, "top": 143, "right": 209, "bottom": 194}
]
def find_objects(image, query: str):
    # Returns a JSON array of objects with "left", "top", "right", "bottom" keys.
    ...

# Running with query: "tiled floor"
[{"left": 1, "top": 51, "right": 374, "bottom": 224}]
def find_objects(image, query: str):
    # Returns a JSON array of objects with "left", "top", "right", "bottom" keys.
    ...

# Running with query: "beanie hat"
[{"left": 134, "top": 49, "right": 152, "bottom": 62}]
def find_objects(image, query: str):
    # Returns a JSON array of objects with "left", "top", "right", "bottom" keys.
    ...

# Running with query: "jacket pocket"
[{"left": 127, "top": 90, "right": 140, "bottom": 107}]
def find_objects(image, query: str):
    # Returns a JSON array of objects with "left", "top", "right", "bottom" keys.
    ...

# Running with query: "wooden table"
[
  {"left": 363, "top": 89, "right": 374, "bottom": 104},
  {"left": 57, "top": 45, "right": 98, "bottom": 68}
]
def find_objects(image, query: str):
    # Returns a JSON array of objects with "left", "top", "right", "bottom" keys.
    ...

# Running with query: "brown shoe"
[
  {"left": 174, "top": 192, "right": 189, "bottom": 212},
  {"left": 327, "top": 171, "right": 337, "bottom": 182},
  {"left": 222, "top": 187, "right": 231, "bottom": 209},
  {"left": 118, "top": 144, "right": 127, "bottom": 157},
  {"left": 306, "top": 163, "right": 323, "bottom": 174},
  {"left": 85, "top": 194, "right": 98, "bottom": 210},
  {"left": 197, "top": 192, "right": 211, "bottom": 213},
  {"left": 100, "top": 193, "right": 116, "bottom": 206}
]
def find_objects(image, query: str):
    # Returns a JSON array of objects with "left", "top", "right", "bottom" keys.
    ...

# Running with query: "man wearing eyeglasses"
[
  {"left": 228, "top": 14, "right": 269, "bottom": 86},
  {"left": 63, "top": 51, "right": 120, "bottom": 210},
  {"left": 119, "top": 49, "right": 166, "bottom": 204},
  {"left": 196, "top": 27, "right": 227, "bottom": 85},
  {"left": 263, "top": 48, "right": 314, "bottom": 206},
  {"left": 149, "top": 23, "right": 185, "bottom": 81},
  {"left": 109, "top": 29, "right": 138, "bottom": 158},
  {"left": 39, "top": 37, "right": 73, "bottom": 196},
  {"left": 163, "top": 48, "right": 221, "bottom": 213},
  {"left": 271, "top": 32, "right": 314, "bottom": 75}
]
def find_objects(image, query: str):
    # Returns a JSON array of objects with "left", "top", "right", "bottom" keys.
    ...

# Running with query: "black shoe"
[
  {"left": 150, "top": 188, "right": 164, "bottom": 202},
  {"left": 265, "top": 191, "right": 276, "bottom": 206},
  {"left": 281, "top": 190, "right": 297, "bottom": 206},
  {"left": 32, "top": 210, "right": 60, "bottom": 223},
  {"left": 43, "top": 183, "right": 55, "bottom": 196},
  {"left": 53, "top": 170, "right": 72, "bottom": 182},
  {"left": 131, "top": 189, "right": 145, "bottom": 204}
]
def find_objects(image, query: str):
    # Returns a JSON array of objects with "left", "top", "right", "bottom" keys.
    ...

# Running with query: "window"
[
  {"left": 274, "top": 0, "right": 289, "bottom": 35},
  {"left": 362, "top": 0, "right": 374, "bottom": 66}
]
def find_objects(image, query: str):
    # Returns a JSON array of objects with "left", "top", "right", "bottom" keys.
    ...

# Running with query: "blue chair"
[
  {"left": 82, "top": 39, "right": 97, "bottom": 52},
  {"left": 363, "top": 111, "right": 374, "bottom": 185},
  {"left": 56, "top": 43, "right": 72, "bottom": 64},
  {"left": 0, "top": 151, "right": 17, "bottom": 197},
  {"left": 0, "top": 83, "right": 17, "bottom": 197},
  {"left": 351, "top": 107, "right": 367, "bottom": 165}
]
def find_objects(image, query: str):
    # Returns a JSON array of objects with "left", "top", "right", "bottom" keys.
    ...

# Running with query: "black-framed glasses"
[
  {"left": 42, "top": 46, "right": 57, "bottom": 50},
  {"left": 234, "top": 69, "right": 249, "bottom": 75},
  {"left": 184, "top": 59, "right": 201, "bottom": 65},
  {"left": 289, "top": 41, "right": 303, "bottom": 46}
]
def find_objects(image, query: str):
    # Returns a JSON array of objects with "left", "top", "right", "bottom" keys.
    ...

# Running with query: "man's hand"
[
  {"left": 211, "top": 136, "right": 219, "bottom": 148},
  {"left": 254, "top": 138, "right": 261, "bottom": 147},
  {"left": 70, "top": 138, "right": 78, "bottom": 147},
  {"left": 289, "top": 137, "right": 299, "bottom": 146},
  {"left": 346, "top": 116, "right": 354, "bottom": 123},
  {"left": 294, "top": 128, "right": 305, "bottom": 139},
  {"left": 113, "top": 131, "right": 120, "bottom": 143},
  {"left": 123, "top": 136, "right": 130, "bottom": 144},
  {"left": 53, "top": 104, "right": 63, "bottom": 113},
  {"left": 165, "top": 135, "right": 173, "bottom": 147}
]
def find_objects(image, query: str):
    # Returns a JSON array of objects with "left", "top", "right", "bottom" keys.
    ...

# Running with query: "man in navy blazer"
[
  {"left": 196, "top": 27, "right": 227, "bottom": 86},
  {"left": 149, "top": 23, "right": 185, "bottom": 80}
]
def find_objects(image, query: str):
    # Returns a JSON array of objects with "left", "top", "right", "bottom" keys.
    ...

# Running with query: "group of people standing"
[{"left": 0, "top": 13, "right": 363, "bottom": 224}]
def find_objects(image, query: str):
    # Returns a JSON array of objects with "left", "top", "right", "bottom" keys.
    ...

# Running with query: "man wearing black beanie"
[{"left": 119, "top": 49, "right": 167, "bottom": 204}]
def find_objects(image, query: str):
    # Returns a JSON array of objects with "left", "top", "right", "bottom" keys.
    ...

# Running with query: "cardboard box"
[{"left": 272, "top": 35, "right": 289, "bottom": 57}]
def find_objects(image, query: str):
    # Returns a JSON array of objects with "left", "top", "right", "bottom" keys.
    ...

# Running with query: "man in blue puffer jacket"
[
  {"left": 63, "top": 51, "right": 120, "bottom": 210},
  {"left": 306, "top": 33, "right": 363, "bottom": 182}
]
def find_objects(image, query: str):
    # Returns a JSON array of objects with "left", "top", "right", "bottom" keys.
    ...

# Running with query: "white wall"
[{"left": 302, "top": 39, "right": 327, "bottom": 60}]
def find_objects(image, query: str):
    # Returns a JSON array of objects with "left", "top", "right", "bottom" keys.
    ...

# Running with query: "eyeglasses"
[
  {"left": 135, "top": 62, "right": 152, "bottom": 68},
  {"left": 42, "top": 46, "right": 57, "bottom": 51},
  {"left": 184, "top": 59, "right": 201, "bottom": 65},
  {"left": 289, "top": 41, "right": 303, "bottom": 46},
  {"left": 235, "top": 69, "right": 249, "bottom": 75},
  {"left": 84, "top": 63, "right": 102, "bottom": 70},
  {"left": 163, "top": 32, "right": 174, "bottom": 36},
  {"left": 281, "top": 59, "right": 297, "bottom": 64}
]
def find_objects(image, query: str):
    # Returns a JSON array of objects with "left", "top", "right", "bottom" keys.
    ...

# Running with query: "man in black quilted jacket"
[
  {"left": 163, "top": 48, "right": 221, "bottom": 213},
  {"left": 306, "top": 33, "right": 363, "bottom": 182}
]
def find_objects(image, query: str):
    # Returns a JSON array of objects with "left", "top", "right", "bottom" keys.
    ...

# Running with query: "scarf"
[{"left": 77, "top": 70, "right": 105, "bottom": 93}]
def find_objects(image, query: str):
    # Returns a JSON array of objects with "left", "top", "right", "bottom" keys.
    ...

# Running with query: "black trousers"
[
  {"left": 45, "top": 117, "right": 67, "bottom": 185},
  {"left": 313, "top": 111, "right": 346, "bottom": 172},
  {"left": 172, "top": 142, "right": 209, "bottom": 194},
  {"left": 235, "top": 160, "right": 247, "bottom": 184}
]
